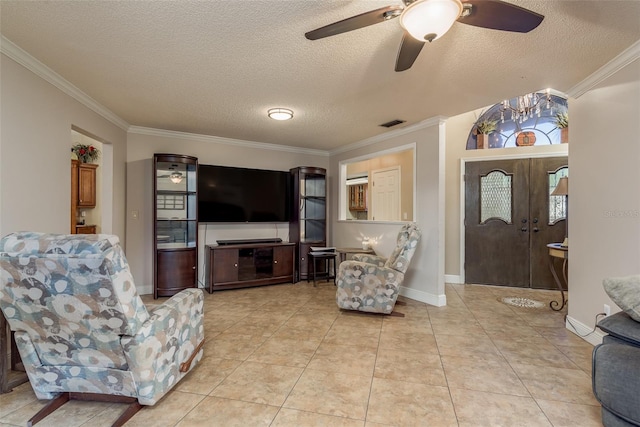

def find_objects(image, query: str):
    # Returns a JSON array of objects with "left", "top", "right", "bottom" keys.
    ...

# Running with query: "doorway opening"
[{"left": 70, "top": 126, "right": 113, "bottom": 234}]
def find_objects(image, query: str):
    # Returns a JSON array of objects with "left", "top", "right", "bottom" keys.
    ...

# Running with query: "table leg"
[
  {"left": 312, "top": 257, "right": 317, "bottom": 287},
  {"left": 331, "top": 256, "right": 336, "bottom": 285},
  {"left": 0, "top": 313, "right": 7, "bottom": 393},
  {"left": 549, "top": 256, "right": 567, "bottom": 311}
]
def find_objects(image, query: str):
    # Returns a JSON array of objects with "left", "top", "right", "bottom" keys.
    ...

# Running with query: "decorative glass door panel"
[
  {"left": 480, "top": 171, "right": 513, "bottom": 224},
  {"left": 548, "top": 167, "right": 568, "bottom": 224},
  {"left": 155, "top": 160, "right": 197, "bottom": 249}
]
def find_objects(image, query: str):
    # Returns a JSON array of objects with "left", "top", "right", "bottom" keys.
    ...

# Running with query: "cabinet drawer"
[{"left": 75, "top": 225, "right": 96, "bottom": 234}]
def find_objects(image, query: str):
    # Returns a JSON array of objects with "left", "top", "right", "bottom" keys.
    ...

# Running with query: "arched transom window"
[{"left": 467, "top": 93, "right": 568, "bottom": 150}]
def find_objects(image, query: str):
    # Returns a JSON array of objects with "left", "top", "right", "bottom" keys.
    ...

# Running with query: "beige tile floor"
[{"left": 0, "top": 282, "right": 602, "bottom": 426}]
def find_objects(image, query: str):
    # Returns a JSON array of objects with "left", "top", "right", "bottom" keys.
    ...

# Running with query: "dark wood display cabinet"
[
  {"left": 289, "top": 167, "right": 327, "bottom": 282},
  {"left": 153, "top": 153, "right": 198, "bottom": 298},
  {"left": 205, "top": 242, "right": 295, "bottom": 292}
]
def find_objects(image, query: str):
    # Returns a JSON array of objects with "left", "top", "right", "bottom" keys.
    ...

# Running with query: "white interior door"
[{"left": 371, "top": 167, "right": 401, "bottom": 221}]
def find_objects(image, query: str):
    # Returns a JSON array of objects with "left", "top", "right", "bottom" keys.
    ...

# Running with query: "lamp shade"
[
  {"left": 400, "top": 0, "right": 462, "bottom": 42},
  {"left": 551, "top": 177, "right": 568, "bottom": 196},
  {"left": 169, "top": 171, "right": 183, "bottom": 184}
]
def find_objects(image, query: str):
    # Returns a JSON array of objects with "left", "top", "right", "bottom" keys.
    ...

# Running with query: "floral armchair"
[
  {"left": 0, "top": 232, "right": 204, "bottom": 426},
  {"left": 336, "top": 223, "right": 421, "bottom": 315}
]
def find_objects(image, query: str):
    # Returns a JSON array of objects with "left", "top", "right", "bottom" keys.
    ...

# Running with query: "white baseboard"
[
  {"left": 444, "top": 274, "right": 463, "bottom": 284},
  {"left": 565, "top": 315, "right": 606, "bottom": 346},
  {"left": 399, "top": 286, "right": 447, "bottom": 307},
  {"left": 137, "top": 284, "right": 153, "bottom": 296}
]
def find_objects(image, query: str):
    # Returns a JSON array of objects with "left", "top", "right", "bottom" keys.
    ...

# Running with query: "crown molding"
[
  {"left": 566, "top": 38, "right": 640, "bottom": 99},
  {"left": 128, "top": 126, "right": 329, "bottom": 156},
  {"left": 329, "top": 116, "right": 447, "bottom": 156},
  {"left": 1, "top": 36, "right": 129, "bottom": 131}
]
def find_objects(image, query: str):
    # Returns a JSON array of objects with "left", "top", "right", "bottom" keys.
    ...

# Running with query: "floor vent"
[{"left": 379, "top": 119, "right": 406, "bottom": 128}]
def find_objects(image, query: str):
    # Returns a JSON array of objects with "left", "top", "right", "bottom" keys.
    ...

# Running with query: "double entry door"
[{"left": 465, "top": 156, "right": 567, "bottom": 289}]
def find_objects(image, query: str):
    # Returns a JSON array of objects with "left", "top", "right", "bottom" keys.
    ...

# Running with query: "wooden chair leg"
[
  {"left": 28, "top": 392, "right": 142, "bottom": 427},
  {"left": 112, "top": 401, "right": 143, "bottom": 427},
  {"left": 180, "top": 339, "right": 205, "bottom": 372},
  {"left": 389, "top": 311, "right": 405, "bottom": 317},
  {"left": 27, "top": 393, "right": 70, "bottom": 426}
]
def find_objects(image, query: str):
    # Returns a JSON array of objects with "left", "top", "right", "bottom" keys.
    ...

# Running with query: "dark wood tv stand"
[{"left": 205, "top": 242, "right": 295, "bottom": 292}]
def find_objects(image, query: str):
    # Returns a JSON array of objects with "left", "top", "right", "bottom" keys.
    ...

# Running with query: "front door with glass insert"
[{"left": 465, "top": 157, "right": 567, "bottom": 288}]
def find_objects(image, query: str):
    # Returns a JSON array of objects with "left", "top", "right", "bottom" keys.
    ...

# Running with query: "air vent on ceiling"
[{"left": 379, "top": 119, "right": 406, "bottom": 128}]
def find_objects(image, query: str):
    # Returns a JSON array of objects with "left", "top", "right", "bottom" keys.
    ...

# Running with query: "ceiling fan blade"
[
  {"left": 458, "top": 0, "right": 544, "bottom": 33},
  {"left": 305, "top": 5, "right": 403, "bottom": 40},
  {"left": 395, "top": 31, "right": 425, "bottom": 72}
]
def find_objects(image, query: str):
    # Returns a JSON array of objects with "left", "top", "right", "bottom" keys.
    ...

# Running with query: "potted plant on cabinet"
[
  {"left": 71, "top": 144, "right": 101, "bottom": 163},
  {"left": 474, "top": 118, "right": 498, "bottom": 149},
  {"left": 555, "top": 112, "right": 569, "bottom": 143}
]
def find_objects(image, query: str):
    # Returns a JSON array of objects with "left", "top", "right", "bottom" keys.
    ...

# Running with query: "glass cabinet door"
[
  {"left": 299, "top": 173, "right": 326, "bottom": 243},
  {"left": 156, "top": 160, "right": 197, "bottom": 249}
]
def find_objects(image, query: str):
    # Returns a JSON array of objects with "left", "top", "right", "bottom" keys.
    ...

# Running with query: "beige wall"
[
  {"left": 331, "top": 120, "right": 446, "bottom": 306},
  {"left": 0, "top": 54, "right": 127, "bottom": 240},
  {"left": 569, "top": 57, "right": 640, "bottom": 337},
  {"left": 444, "top": 109, "right": 568, "bottom": 282},
  {"left": 126, "top": 130, "right": 329, "bottom": 294}
]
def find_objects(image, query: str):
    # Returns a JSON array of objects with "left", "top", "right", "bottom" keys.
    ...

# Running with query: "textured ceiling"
[{"left": 1, "top": 1, "right": 639, "bottom": 151}]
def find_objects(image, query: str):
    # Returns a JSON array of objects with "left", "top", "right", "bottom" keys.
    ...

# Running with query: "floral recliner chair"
[
  {"left": 0, "top": 232, "right": 204, "bottom": 426},
  {"left": 336, "top": 223, "right": 421, "bottom": 315}
]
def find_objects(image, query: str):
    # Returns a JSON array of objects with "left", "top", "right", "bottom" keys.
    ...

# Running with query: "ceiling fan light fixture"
[
  {"left": 268, "top": 108, "right": 294, "bottom": 121},
  {"left": 169, "top": 171, "right": 183, "bottom": 184},
  {"left": 400, "top": 0, "right": 463, "bottom": 42}
]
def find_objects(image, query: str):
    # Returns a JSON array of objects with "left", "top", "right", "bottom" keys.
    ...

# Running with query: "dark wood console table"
[
  {"left": 205, "top": 242, "right": 295, "bottom": 292},
  {"left": 547, "top": 243, "right": 568, "bottom": 311}
]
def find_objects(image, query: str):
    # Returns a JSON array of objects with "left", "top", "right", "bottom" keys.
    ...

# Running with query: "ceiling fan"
[
  {"left": 158, "top": 164, "right": 184, "bottom": 183},
  {"left": 305, "top": 0, "right": 544, "bottom": 72}
]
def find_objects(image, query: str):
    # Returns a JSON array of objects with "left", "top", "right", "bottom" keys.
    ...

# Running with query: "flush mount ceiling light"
[
  {"left": 268, "top": 108, "right": 294, "bottom": 121},
  {"left": 400, "top": 0, "right": 463, "bottom": 42}
]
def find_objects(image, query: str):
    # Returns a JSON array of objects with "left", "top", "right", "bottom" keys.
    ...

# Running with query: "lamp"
[
  {"left": 268, "top": 108, "right": 293, "bottom": 121},
  {"left": 169, "top": 171, "right": 183, "bottom": 184},
  {"left": 400, "top": 0, "right": 463, "bottom": 42},
  {"left": 500, "top": 89, "right": 553, "bottom": 124},
  {"left": 550, "top": 176, "right": 568, "bottom": 247}
]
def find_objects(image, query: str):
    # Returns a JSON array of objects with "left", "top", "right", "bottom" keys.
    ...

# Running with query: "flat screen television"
[{"left": 198, "top": 164, "right": 290, "bottom": 223}]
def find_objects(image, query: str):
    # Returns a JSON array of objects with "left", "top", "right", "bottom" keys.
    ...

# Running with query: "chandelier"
[{"left": 500, "top": 90, "right": 552, "bottom": 124}]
